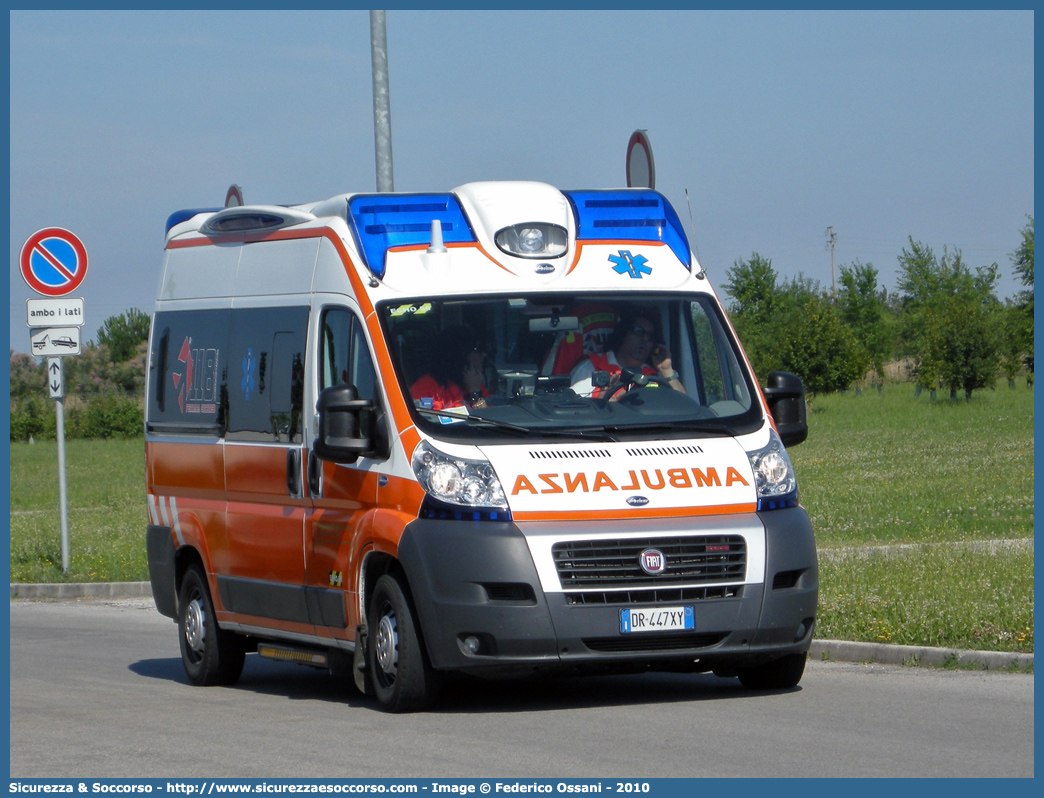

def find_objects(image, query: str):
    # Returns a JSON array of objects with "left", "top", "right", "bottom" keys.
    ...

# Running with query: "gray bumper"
[
  {"left": 397, "top": 507, "right": 817, "bottom": 675},
  {"left": 146, "top": 525, "right": 178, "bottom": 619}
]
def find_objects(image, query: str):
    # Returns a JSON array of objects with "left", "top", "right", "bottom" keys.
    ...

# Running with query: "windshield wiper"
[
  {"left": 418, "top": 409, "right": 532, "bottom": 435},
  {"left": 599, "top": 420, "right": 735, "bottom": 437},
  {"left": 418, "top": 409, "right": 618, "bottom": 440}
]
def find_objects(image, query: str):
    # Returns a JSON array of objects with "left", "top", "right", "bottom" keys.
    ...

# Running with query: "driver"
[{"left": 569, "top": 311, "right": 685, "bottom": 399}]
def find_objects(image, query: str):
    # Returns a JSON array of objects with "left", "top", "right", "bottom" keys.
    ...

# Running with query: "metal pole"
[
  {"left": 370, "top": 10, "right": 394, "bottom": 192},
  {"left": 55, "top": 397, "right": 70, "bottom": 573}
]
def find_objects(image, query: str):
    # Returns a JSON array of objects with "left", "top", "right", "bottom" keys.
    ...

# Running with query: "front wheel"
[
  {"left": 177, "top": 564, "right": 245, "bottom": 686},
  {"left": 737, "top": 652, "right": 806, "bottom": 690},
  {"left": 367, "top": 573, "right": 440, "bottom": 712}
]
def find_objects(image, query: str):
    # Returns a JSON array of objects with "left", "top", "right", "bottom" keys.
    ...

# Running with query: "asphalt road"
[{"left": 9, "top": 598, "right": 1034, "bottom": 779}]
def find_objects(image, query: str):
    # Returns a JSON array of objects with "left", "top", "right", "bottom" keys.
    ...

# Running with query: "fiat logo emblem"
[{"left": 639, "top": 548, "right": 666, "bottom": 575}]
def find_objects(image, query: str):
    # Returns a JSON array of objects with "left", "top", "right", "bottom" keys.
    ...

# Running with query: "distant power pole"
[
  {"left": 825, "top": 226, "right": 837, "bottom": 294},
  {"left": 370, "top": 10, "right": 394, "bottom": 192}
]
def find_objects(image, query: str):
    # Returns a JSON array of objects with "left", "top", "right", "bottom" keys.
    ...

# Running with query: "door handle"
[
  {"left": 286, "top": 448, "right": 302, "bottom": 497},
  {"left": 308, "top": 450, "right": 322, "bottom": 498}
]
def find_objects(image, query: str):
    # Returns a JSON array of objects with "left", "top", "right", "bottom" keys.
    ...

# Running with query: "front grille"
[
  {"left": 553, "top": 535, "right": 746, "bottom": 588},
  {"left": 565, "top": 585, "right": 743, "bottom": 606},
  {"left": 582, "top": 632, "right": 726, "bottom": 653}
]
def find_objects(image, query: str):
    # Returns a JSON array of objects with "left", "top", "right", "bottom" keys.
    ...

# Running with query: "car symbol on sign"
[{"left": 52, "top": 336, "right": 77, "bottom": 348}]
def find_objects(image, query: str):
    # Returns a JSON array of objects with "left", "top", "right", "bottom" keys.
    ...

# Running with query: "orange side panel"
[
  {"left": 147, "top": 440, "right": 225, "bottom": 499},
  {"left": 224, "top": 444, "right": 307, "bottom": 585}
]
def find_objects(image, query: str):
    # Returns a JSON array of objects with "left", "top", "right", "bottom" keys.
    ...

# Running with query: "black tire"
[
  {"left": 367, "top": 573, "right": 440, "bottom": 712},
  {"left": 737, "top": 652, "right": 807, "bottom": 690},
  {"left": 177, "top": 564, "right": 245, "bottom": 687}
]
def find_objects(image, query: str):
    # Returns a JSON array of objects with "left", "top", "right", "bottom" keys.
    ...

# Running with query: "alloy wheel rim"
[
  {"left": 185, "top": 595, "right": 206, "bottom": 657},
  {"left": 375, "top": 608, "right": 398, "bottom": 679}
]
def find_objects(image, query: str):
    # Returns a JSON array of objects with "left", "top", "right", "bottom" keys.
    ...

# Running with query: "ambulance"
[{"left": 145, "top": 181, "right": 817, "bottom": 712}]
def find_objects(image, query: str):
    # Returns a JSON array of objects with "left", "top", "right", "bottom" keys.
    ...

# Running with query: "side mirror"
[
  {"left": 763, "top": 371, "right": 808, "bottom": 447},
  {"left": 313, "top": 384, "right": 377, "bottom": 464}
]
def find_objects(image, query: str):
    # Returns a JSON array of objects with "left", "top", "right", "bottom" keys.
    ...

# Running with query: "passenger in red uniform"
[
  {"left": 410, "top": 326, "right": 490, "bottom": 410},
  {"left": 570, "top": 311, "right": 685, "bottom": 399}
]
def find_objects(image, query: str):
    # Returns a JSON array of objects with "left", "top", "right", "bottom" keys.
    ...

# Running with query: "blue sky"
[{"left": 8, "top": 9, "right": 1034, "bottom": 353}]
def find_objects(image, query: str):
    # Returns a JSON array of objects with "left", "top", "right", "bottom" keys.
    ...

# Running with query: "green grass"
[
  {"left": 9, "top": 438, "right": 148, "bottom": 583},
  {"left": 790, "top": 381, "right": 1033, "bottom": 653},
  {"left": 7, "top": 382, "right": 1034, "bottom": 653},
  {"left": 790, "top": 383, "right": 1034, "bottom": 547},
  {"left": 816, "top": 541, "right": 1033, "bottom": 653}
]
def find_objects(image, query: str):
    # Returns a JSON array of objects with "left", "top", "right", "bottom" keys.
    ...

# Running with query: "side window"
[
  {"left": 691, "top": 303, "right": 725, "bottom": 404},
  {"left": 320, "top": 308, "right": 377, "bottom": 401},
  {"left": 226, "top": 306, "right": 309, "bottom": 443},
  {"left": 690, "top": 299, "right": 751, "bottom": 410},
  {"left": 147, "top": 309, "right": 230, "bottom": 434}
]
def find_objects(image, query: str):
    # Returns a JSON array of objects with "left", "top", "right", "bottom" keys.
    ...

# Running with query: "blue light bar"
[
  {"left": 564, "top": 190, "right": 692, "bottom": 269},
  {"left": 165, "top": 208, "right": 223, "bottom": 234},
  {"left": 347, "top": 194, "right": 476, "bottom": 278}
]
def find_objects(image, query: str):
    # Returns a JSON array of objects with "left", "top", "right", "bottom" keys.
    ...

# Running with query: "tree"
[
  {"left": 95, "top": 308, "right": 150, "bottom": 363},
  {"left": 896, "top": 239, "right": 1001, "bottom": 399},
  {"left": 723, "top": 253, "right": 779, "bottom": 322},
  {"left": 723, "top": 253, "right": 784, "bottom": 380},
  {"left": 775, "top": 283, "right": 867, "bottom": 395},
  {"left": 723, "top": 255, "right": 867, "bottom": 394},
  {"left": 1010, "top": 216, "right": 1034, "bottom": 380},
  {"left": 837, "top": 260, "right": 894, "bottom": 387},
  {"left": 9, "top": 350, "right": 45, "bottom": 400}
]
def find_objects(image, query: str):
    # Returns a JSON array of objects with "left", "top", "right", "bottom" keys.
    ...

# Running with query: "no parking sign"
[
  {"left": 20, "top": 227, "right": 88, "bottom": 296},
  {"left": 18, "top": 226, "right": 89, "bottom": 576}
]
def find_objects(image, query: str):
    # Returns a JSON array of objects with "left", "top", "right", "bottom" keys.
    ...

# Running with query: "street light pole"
[{"left": 370, "top": 10, "right": 394, "bottom": 192}]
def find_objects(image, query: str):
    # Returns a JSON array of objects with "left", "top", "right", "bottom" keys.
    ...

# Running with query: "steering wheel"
[{"left": 602, "top": 372, "right": 674, "bottom": 402}]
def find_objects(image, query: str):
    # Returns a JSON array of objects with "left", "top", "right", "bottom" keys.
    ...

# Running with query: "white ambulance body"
[{"left": 146, "top": 181, "right": 817, "bottom": 712}]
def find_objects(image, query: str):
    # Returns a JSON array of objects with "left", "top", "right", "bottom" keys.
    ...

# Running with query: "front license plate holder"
[{"left": 620, "top": 606, "right": 695, "bottom": 634}]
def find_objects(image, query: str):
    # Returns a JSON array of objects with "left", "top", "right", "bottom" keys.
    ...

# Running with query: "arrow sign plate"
[{"left": 47, "top": 357, "right": 64, "bottom": 399}]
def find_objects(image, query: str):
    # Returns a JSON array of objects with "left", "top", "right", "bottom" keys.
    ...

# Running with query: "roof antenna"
[
  {"left": 424, "top": 218, "right": 450, "bottom": 277},
  {"left": 685, "top": 188, "right": 706, "bottom": 279},
  {"left": 427, "top": 219, "right": 448, "bottom": 254}
]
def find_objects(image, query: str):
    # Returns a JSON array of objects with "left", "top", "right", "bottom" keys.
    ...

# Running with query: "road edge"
[{"left": 11, "top": 581, "right": 1033, "bottom": 671}]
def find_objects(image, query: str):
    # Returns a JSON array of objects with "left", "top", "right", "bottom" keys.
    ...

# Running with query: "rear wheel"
[
  {"left": 367, "top": 573, "right": 440, "bottom": 712},
  {"left": 737, "top": 652, "right": 806, "bottom": 690},
  {"left": 178, "top": 564, "right": 245, "bottom": 686}
]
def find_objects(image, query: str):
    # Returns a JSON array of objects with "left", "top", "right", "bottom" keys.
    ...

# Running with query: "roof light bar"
[
  {"left": 166, "top": 208, "right": 223, "bottom": 234},
  {"left": 347, "top": 194, "right": 476, "bottom": 279},
  {"left": 198, "top": 205, "right": 316, "bottom": 237},
  {"left": 564, "top": 189, "right": 692, "bottom": 269}
]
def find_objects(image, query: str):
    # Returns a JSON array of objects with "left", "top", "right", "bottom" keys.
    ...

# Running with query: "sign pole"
[
  {"left": 55, "top": 397, "right": 70, "bottom": 572},
  {"left": 20, "top": 227, "right": 87, "bottom": 576}
]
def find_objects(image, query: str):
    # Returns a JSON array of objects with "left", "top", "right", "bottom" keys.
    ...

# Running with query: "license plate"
[{"left": 620, "top": 606, "right": 694, "bottom": 634}]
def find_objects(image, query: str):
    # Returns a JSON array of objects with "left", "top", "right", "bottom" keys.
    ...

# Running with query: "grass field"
[
  {"left": 8, "top": 381, "right": 1034, "bottom": 653},
  {"left": 9, "top": 438, "right": 147, "bottom": 583},
  {"left": 790, "top": 381, "right": 1034, "bottom": 653}
]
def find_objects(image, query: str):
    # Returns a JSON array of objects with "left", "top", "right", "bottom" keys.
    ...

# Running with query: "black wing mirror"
[
  {"left": 313, "top": 384, "right": 378, "bottom": 464},
  {"left": 763, "top": 371, "right": 808, "bottom": 447}
]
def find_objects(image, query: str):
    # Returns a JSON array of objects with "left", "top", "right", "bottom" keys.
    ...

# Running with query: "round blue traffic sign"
[{"left": 20, "top": 228, "right": 88, "bottom": 297}]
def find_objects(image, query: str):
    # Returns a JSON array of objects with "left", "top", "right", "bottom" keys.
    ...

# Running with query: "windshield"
[{"left": 378, "top": 293, "right": 763, "bottom": 441}]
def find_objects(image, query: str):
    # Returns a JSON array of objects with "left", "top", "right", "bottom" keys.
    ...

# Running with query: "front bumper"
[{"left": 397, "top": 507, "right": 817, "bottom": 676}]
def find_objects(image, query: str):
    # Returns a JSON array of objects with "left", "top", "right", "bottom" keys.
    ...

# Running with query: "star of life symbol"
[
  {"left": 610, "top": 250, "right": 652, "bottom": 279},
  {"left": 241, "top": 348, "right": 256, "bottom": 401}
]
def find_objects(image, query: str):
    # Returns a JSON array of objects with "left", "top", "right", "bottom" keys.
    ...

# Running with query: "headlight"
[
  {"left": 494, "top": 223, "right": 568, "bottom": 259},
  {"left": 747, "top": 430, "right": 798, "bottom": 510},
  {"left": 412, "top": 441, "right": 508, "bottom": 511}
]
